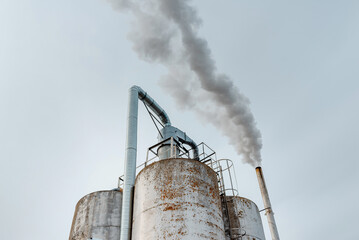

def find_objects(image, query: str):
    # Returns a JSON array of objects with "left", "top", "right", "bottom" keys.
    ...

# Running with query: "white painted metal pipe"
[
  {"left": 120, "top": 86, "right": 139, "bottom": 240},
  {"left": 120, "top": 86, "right": 173, "bottom": 240},
  {"left": 256, "top": 167, "right": 280, "bottom": 240}
]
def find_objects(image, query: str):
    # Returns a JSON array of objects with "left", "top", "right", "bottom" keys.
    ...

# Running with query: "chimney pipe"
[{"left": 255, "top": 167, "right": 280, "bottom": 240}]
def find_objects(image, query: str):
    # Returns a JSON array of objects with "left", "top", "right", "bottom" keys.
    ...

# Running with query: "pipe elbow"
[
  {"left": 179, "top": 132, "right": 199, "bottom": 160},
  {"left": 130, "top": 85, "right": 141, "bottom": 92},
  {"left": 186, "top": 140, "right": 199, "bottom": 160},
  {"left": 129, "top": 86, "right": 171, "bottom": 126}
]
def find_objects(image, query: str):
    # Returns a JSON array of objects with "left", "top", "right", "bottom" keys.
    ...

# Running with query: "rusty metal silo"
[
  {"left": 225, "top": 196, "right": 265, "bottom": 240},
  {"left": 131, "top": 158, "right": 226, "bottom": 240},
  {"left": 69, "top": 190, "right": 122, "bottom": 240}
]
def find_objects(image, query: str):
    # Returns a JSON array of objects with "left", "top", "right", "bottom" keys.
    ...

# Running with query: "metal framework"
[{"left": 118, "top": 140, "right": 239, "bottom": 198}]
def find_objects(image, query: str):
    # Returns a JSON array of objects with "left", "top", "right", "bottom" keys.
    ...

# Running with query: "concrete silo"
[
  {"left": 69, "top": 190, "right": 123, "bottom": 240},
  {"left": 226, "top": 196, "right": 265, "bottom": 240}
]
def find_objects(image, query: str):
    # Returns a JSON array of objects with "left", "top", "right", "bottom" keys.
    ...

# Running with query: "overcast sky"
[{"left": 1, "top": 0, "right": 358, "bottom": 239}]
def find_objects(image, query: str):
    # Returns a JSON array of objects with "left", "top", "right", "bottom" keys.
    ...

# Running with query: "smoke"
[{"left": 108, "top": 0, "right": 262, "bottom": 167}]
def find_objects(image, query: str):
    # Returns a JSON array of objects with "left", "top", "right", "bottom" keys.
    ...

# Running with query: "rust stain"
[
  {"left": 240, "top": 198, "right": 252, "bottom": 208},
  {"left": 163, "top": 203, "right": 182, "bottom": 211}
]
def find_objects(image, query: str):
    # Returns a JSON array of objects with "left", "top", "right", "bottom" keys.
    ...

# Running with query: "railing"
[
  {"left": 145, "top": 137, "right": 190, "bottom": 165},
  {"left": 118, "top": 139, "right": 239, "bottom": 199},
  {"left": 216, "top": 159, "right": 239, "bottom": 197},
  {"left": 118, "top": 137, "right": 189, "bottom": 189}
]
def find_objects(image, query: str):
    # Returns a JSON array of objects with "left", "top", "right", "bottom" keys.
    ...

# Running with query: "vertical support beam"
[
  {"left": 256, "top": 167, "right": 280, "bottom": 240},
  {"left": 120, "top": 87, "right": 139, "bottom": 240}
]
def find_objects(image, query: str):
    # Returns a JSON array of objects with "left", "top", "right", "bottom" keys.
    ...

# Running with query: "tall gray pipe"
[
  {"left": 120, "top": 86, "right": 138, "bottom": 240},
  {"left": 120, "top": 86, "right": 171, "bottom": 240},
  {"left": 256, "top": 167, "right": 280, "bottom": 240}
]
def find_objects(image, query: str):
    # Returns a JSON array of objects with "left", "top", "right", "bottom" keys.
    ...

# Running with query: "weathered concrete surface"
[
  {"left": 132, "top": 158, "right": 226, "bottom": 240},
  {"left": 69, "top": 190, "right": 122, "bottom": 240},
  {"left": 226, "top": 196, "right": 265, "bottom": 240}
]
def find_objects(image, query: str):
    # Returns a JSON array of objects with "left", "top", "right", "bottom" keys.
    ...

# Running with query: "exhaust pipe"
[{"left": 256, "top": 167, "right": 280, "bottom": 240}]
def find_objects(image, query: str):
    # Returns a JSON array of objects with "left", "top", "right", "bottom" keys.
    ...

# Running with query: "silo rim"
[
  {"left": 227, "top": 195, "right": 260, "bottom": 210},
  {"left": 134, "top": 158, "right": 217, "bottom": 184},
  {"left": 74, "top": 189, "right": 123, "bottom": 208}
]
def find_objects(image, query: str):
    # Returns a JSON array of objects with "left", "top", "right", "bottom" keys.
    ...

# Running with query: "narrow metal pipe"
[
  {"left": 120, "top": 86, "right": 139, "bottom": 240},
  {"left": 256, "top": 167, "right": 280, "bottom": 240}
]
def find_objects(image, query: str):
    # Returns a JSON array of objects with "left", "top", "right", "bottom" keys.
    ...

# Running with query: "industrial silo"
[
  {"left": 131, "top": 158, "right": 226, "bottom": 240},
  {"left": 68, "top": 86, "right": 279, "bottom": 240},
  {"left": 226, "top": 196, "right": 265, "bottom": 240},
  {"left": 69, "top": 190, "right": 122, "bottom": 240}
]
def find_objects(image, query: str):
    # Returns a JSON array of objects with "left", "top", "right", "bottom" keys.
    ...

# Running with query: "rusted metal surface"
[
  {"left": 225, "top": 196, "right": 266, "bottom": 240},
  {"left": 256, "top": 167, "right": 280, "bottom": 240},
  {"left": 69, "top": 190, "right": 122, "bottom": 240},
  {"left": 132, "top": 158, "right": 226, "bottom": 240}
]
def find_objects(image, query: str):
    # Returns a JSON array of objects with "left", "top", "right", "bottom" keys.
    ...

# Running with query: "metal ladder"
[
  {"left": 212, "top": 163, "right": 233, "bottom": 239},
  {"left": 199, "top": 146, "right": 241, "bottom": 240}
]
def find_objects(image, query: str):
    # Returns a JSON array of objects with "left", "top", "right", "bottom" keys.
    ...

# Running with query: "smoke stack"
[{"left": 255, "top": 167, "right": 280, "bottom": 240}]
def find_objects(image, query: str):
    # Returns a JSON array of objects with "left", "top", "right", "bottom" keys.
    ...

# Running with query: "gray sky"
[{"left": 1, "top": 0, "right": 358, "bottom": 239}]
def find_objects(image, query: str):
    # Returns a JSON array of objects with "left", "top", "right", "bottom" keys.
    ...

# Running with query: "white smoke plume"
[{"left": 108, "top": 0, "right": 262, "bottom": 167}]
